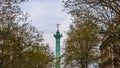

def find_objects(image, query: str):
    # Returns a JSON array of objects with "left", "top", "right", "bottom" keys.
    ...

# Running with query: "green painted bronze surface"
[{"left": 54, "top": 30, "right": 62, "bottom": 68}]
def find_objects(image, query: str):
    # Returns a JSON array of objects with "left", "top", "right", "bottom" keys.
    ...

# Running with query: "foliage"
[
  {"left": 63, "top": 0, "right": 120, "bottom": 67},
  {"left": 63, "top": 0, "right": 120, "bottom": 24},
  {"left": 0, "top": 0, "right": 54, "bottom": 68},
  {"left": 64, "top": 21, "right": 100, "bottom": 68}
]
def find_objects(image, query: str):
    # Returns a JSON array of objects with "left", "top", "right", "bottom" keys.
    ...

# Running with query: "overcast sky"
[{"left": 21, "top": 0, "right": 71, "bottom": 53}]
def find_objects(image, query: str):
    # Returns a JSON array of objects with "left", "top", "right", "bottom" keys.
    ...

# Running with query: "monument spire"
[{"left": 54, "top": 24, "right": 62, "bottom": 68}]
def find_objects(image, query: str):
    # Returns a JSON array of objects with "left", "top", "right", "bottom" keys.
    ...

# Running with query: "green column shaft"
[
  {"left": 56, "top": 39, "right": 60, "bottom": 68},
  {"left": 54, "top": 30, "right": 62, "bottom": 68}
]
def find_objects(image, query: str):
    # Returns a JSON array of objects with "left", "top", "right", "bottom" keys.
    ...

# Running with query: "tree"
[
  {"left": 0, "top": 22, "right": 54, "bottom": 68},
  {"left": 64, "top": 20, "right": 100, "bottom": 68},
  {"left": 63, "top": 0, "right": 120, "bottom": 67},
  {"left": 0, "top": 0, "right": 54, "bottom": 68},
  {"left": 14, "top": 44, "right": 54, "bottom": 68},
  {"left": 0, "top": 0, "right": 28, "bottom": 67},
  {"left": 63, "top": 0, "right": 120, "bottom": 24}
]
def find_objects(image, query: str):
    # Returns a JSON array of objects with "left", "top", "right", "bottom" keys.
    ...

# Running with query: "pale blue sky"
[{"left": 21, "top": 0, "right": 71, "bottom": 52}]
